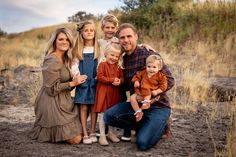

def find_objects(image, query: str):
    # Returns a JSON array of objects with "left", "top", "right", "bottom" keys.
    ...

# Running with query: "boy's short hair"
[
  {"left": 146, "top": 54, "right": 163, "bottom": 69},
  {"left": 101, "top": 14, "right": 119, "bottom": 28}
]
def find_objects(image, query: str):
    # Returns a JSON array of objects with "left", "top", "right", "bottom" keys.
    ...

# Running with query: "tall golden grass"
[
  {"left": 0, "top": 22, "right": 103, "bottom": 69},
  {"left": 156, "top": 37, "right": 236, "bottom": 157},
  {"left": 0, "top": 23, "right": 78, "bottom": 69},
  {"left": 142, "top": 4, "right": 236, "bottom": 154}
]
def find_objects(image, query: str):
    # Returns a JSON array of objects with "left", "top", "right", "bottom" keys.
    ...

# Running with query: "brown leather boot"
[{"left": 162, "top": 117, "right": 173, "bottom": 139}]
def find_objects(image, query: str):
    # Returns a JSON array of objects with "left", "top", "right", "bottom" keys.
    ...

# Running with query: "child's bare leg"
[
  {"left": 90, "top": 105, "right": 98, "bottom": 143},
  {"left": 131, "top": 94, "right": 145, "bottom": 122},
  {"left": 80, "top": 104, "right": 92, "bottom": 144},
  {"left": 141, "top": 95, "right": 151, "bottom": 109},
  {"left": 130, "top": 94, "right": 141, "bottom": 112},
  {"left": 80, "top": 104, "right": 88, "bottom": 137},
  {"left": 126, "top": 91, "right": 131, "bottom": 102}
]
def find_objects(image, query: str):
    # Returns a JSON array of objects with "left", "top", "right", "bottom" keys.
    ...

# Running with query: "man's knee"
[
  {"left": 103, "top": 111, "right": 110, "bottom": 124},
  {"left": 103, "top": 110, "right": 116, "bottom": 125},
  {"left": 136, "top": 137, "right": 151, "bottom": 151}
]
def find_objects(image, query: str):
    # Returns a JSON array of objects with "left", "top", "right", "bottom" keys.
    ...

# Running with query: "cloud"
[
  {"left": 0, "top": 2, "right": 62, "bottom": 33},
  {"left": 1, "top": 0, "right": 77, "bottom": 19},
  {"left": 0, "top": 0, "right": 123, "bottom": 33}
]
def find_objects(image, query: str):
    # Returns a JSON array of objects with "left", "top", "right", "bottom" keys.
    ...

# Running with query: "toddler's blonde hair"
[
  {"left": 146, "top": 54, "right": 163, "bottom": 70},
  {"left": 104, "top": 42, "right": 123, "bottom": 69}
]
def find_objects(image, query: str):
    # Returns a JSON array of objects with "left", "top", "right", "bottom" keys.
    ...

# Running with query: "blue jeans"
[{"left": 104, "top": 101, "right": 171, "bottom": 150}]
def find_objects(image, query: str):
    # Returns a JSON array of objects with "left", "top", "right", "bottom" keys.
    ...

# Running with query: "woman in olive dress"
[{"left": 29, "top": 28, "right": 87, "bottom": 144}]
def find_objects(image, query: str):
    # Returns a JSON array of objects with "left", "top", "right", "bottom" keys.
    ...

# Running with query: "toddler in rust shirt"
[{"left": 131, "top": 54, "right": 167, "bottom": 122}]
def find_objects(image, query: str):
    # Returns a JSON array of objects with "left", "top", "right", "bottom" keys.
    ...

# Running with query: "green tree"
[
  {"left": 121, "top": 0, "right": 157, "bottom": 11},
  {"left": 68, "top": 11, "right": 96, "bottom": 22},
  {"left": 0, "top": 27, "right": 7, "bottom": 36}
]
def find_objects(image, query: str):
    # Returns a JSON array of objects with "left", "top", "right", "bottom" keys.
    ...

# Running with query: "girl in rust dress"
[{"left": 94, "top": 42, "right": 124, "bottom": 146}]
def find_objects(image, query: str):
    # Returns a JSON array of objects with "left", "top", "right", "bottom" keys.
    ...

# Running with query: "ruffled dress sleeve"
[{"left": 42, "top": 56, "right": 71, "bottom": 96}]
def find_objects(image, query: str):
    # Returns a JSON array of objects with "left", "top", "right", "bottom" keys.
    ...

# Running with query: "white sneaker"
[
  {"left": 121, "top": 136, "right": 131, "bottom": 142},
  {"left": 121, "top": 130, "right": 131, "bottom": 142},
  {"left": 95, "top": 132, "right": 100, "bottom": 137},
  {"left": 90, "top": 134, "right": 98, "bottom": 143},
  {"left": 83, "top": 136, "right": 92, "bottom": 144}
]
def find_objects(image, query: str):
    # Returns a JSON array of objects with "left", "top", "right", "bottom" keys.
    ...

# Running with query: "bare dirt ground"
[
  {"left": 0, "top": 102, "right": 231, "bottom": 157},
  {"left": 0, "top": 65, "right": 233, "bottom": 157}
]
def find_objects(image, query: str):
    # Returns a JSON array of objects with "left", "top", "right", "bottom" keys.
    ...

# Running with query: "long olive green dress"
[{"left": 29, "top": 54, "right": 82, "bottom": 142}]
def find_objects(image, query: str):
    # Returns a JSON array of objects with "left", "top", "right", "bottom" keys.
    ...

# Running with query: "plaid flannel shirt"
[{"left": 123, "top": 46, "right": 175, "bottom": 107}]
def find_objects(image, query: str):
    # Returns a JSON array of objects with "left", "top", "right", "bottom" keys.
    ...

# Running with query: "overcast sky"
[{"left": 0, "top": 0, "right": 123, "bottom": 33}]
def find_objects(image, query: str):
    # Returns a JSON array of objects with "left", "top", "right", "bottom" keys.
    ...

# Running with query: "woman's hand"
[
  {"left": 76, "top": 74, "right": 87, "bottom": 84},
  {"left": 70, "top": 74, "right": 87, "bottom": 87}
]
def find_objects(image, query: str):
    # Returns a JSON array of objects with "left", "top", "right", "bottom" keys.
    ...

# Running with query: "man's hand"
[
  {"left": 134, "top": 109, "right": 143, "bottom": 122},
  {"left": 135, "top": 112, "right": 143, "bottom": 122}
]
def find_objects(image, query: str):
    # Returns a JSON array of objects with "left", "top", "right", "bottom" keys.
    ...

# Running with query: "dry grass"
[
  {"left": 144, "top": 26, "right": 235, "bottom": 155},
  {"left": 0, "top": 22, "right": 104, "bottom": 70},
  {"left": 178, "top": 0, "right": 236, "bottom": 11},
  {"left": 0, "top": 23, "right": 78, "bottom": 69},
  {"left": 0, "top": 38, "right": 44, "bottom": 68}
]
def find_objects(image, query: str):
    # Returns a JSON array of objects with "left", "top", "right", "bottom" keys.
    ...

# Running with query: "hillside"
[{"left": 0, "top": 23, "right": 76, "bottom": 69}]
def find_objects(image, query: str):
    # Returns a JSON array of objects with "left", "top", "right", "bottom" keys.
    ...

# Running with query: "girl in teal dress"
[{"left": 71, "top": 20, "right": 100, "bottom": 144}]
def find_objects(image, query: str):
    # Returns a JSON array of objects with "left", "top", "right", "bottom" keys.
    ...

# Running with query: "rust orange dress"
[
  {"left": 132, "top": 69, "right": 167, "bottom": 96},
  {"left": 94, "top": 62, "right": 124, "bottom": 112}
]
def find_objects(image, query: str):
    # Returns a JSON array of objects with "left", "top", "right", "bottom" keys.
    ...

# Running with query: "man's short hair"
[{"left": 117, "top": 23, "right": 137, "bottom": 35}]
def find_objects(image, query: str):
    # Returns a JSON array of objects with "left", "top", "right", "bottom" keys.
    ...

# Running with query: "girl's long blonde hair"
[
  {"left": 73, "top": 20, "right": 100, "bottom": 60},
  {"left": 44, "top": 28, "right": 74, "bottom": 68}
]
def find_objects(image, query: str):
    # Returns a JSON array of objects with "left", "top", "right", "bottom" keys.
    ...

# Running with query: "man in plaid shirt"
[{"left": 104, "top": 23, "right": 175, "bottom": 151}]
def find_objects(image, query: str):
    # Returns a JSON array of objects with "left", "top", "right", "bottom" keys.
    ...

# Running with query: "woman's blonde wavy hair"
[{"left": 44, "top": 27, "right": 74, "bottom": 68}]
